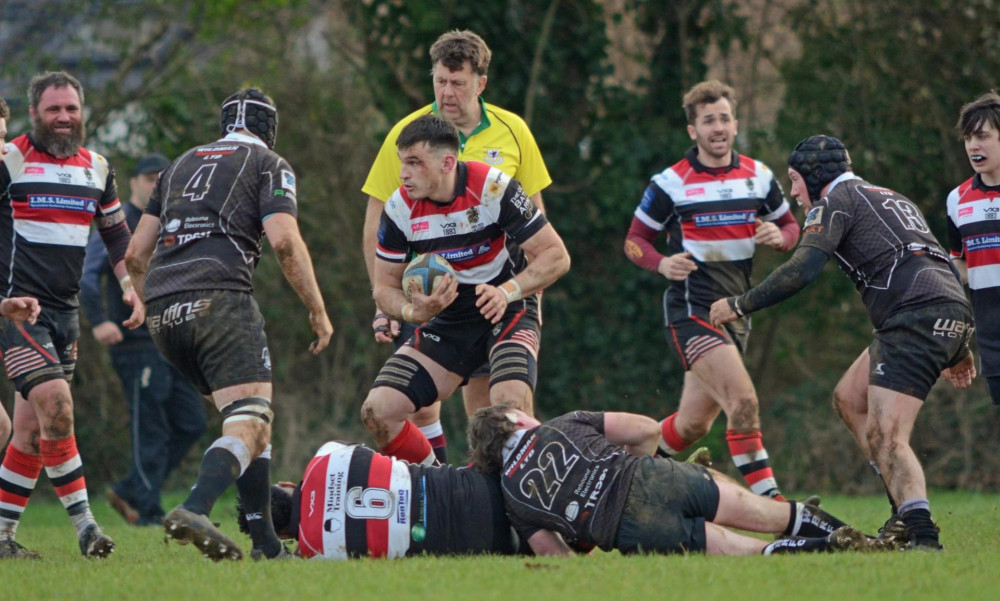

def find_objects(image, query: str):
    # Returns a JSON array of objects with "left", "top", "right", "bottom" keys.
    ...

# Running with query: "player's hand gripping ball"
[{"left": 402, "top": 253, "right": 457, "bottom": 301}]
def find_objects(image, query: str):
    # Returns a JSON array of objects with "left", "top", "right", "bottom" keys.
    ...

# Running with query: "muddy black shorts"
[
  {"left": 0, "top": 306, "right": 79, "bottom": 397},
  {"left": 869, "top": 302, "right": 973, "bottom": 400},
  {"left": 614, "top": 457, "right": 720, "bottom": 554},
  {"left": 404, "top": 296, "right": 539, "bottom": 382},
  {"left": 146, "top": 290, "right": 271, "bottom": 396}
]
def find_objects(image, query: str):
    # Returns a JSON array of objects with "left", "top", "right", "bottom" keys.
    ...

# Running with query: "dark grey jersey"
[
  {"left": 800, "top": 176, "right": 966, "bottom": 327},
  {"left": 143, "top": 133, "right": 298, "bottom": 301},
  {"left": 500, "top": 412, "right": 639, "bottom": 551}
]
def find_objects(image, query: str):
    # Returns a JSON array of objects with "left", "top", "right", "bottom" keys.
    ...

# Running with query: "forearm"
[
  {"left": 274, "top": 236, "right": 327, "bottom": 316},
  {"left": 362, "top": 197, "right": 383, "bottom": 290},
  {"left": 125, "top": 255, "right": 148, "bottom": 301},
  {"left": 624, "top": 218, "right": 665, "bottom": 273},
  {"left": 775, "top": 211, "right": 801, "bottom": 252},
  {"left": 507, "top": 246, "right": 569, "bottom": 299},
  {"left": 373, "top": 286, "right": 411, "bottom": 322},
  {"left": 734, "top": 245, "right": 828, "bottom": 315}
]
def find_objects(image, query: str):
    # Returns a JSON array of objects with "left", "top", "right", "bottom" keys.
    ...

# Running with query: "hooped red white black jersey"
[
  {"left": 296, "top": 442, "right": 518, "bottom": 560},
  {"left": 947, "top": 174, "right": 1000, "bottom": 291},
  {"left": 633, "top": 147, "right": 791, "bottom": 320},
  {"left": 500, "top": 411, "right": 638, "bottom": 551},
  {"left": 0, "top": 134, "right": 121, "bottom": 310},
  {"left": 801, "top": 174, "right": 966, "bottom": 328},
  {"left": 946, "top": 174, "right": 1000, "bottom": 374},
  {"left": 142, "top": 133, "right": 298, "bottom": 302},
  {"left": 376, "top": 161, "right": 548, "bottom": 320}
]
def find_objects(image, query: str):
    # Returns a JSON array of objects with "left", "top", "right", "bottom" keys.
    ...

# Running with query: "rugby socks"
[
  {"left": 184, "top": 436, "right": 249, "bottom": 517},
  {"left": 0, "top": 444, "right": 43, "bottom": 539},
  {"left": 783, "top": 501, "right": 846, "bottom": 537},
  {"left": 418, "top": 421, "right": 448, "bottom": 464},
  {"left": 382, "top": 420, "right": 437, "bottom": 466},
  {"left": 235, "top": 444, "right": 282, "bottom": 558},
  {"left": 726, "top": 429, "right": 786, "bottom": 501},
  {"left": 898, "top": 498, "right": 940, "bottom": 547},
  {"left": 656, "top": 413, "right": 690, "bottom": 457},
  {"left": 40, "top": 436, "right": 96, "bottom": 536}
]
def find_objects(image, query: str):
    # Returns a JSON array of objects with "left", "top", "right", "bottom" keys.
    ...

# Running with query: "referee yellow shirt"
[{"left": 362, "top": 99, "right": 552, "bottom": 202}]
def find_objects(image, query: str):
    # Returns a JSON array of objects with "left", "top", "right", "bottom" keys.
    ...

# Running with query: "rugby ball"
[{"left": 402, "top": 253, "right": 457, "bottom": 301}]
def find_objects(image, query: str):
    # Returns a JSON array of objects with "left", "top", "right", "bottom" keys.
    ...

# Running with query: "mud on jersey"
[
  {"left": 376, "top": 161, "right": 548, "bottom": 320},
  {"left": 142, "top": 133, "right": 298, "bottom": 301},
  {"left": 633, "top": 148, "right": 791, "bottom": 320},
  {"left": 297, "top": 442, "right": 517, "bottom": 559},
  {"left": 0, "top": 134, "right": 121, "bottom": 310},
  {"left": 801, "top": 175, "right": 966, "bottom": 328},
  {"left": 501, "top": 412, "right": 639, "bottom": 551}
]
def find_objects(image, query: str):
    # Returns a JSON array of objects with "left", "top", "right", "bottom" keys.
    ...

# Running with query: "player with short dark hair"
[
  {"left": 235, "top": 441, "right": 521, "bottom": 559},
  {"left": 0, "top": 71, "right": 140, "bottom": 559},
  {"left": 624, "top": 80, "right": 800, "bottom": 500},
  {"left": 467, "top": 404, "right": 887, "bottom": 556},
  {"left": 126, "top": 87, "right": 333, "bottom": 561},
  {"left": 710, "top": 135, "right": 976, "bottom": 550},
  {"left": 947, "top": 91, "right": 1000, "bottom": 406},
  {"left": 362, "top": 30, "right": 553, "bottom": 462},
  {"left": 361, "top": 114, "right": 569, "bottom": 466}
]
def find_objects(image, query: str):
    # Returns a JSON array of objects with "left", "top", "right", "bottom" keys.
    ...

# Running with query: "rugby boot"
[
  {"left": 902, "top": 510, "right": 943, "bottom": 551},
  {"left": 79, "top": 523, "right": 115, "bottom": 558},
  {"left": 827, "top": 525, "right": 870, "bottom": 552},
  {"left": 0, "top": 537, "right": 41, "bottom": 559},
  {"left": 164, "top": 506, "right": 243, "bottom": 561},
  {"left": 877, "top": 513, "right": 907, "bottom": 544}
]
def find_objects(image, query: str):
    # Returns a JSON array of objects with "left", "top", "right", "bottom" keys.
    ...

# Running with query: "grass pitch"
[{"left": 3, "top": 490, "right": 997, "bottom": 601}]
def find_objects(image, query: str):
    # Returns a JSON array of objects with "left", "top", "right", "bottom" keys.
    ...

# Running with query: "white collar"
[
  {"left": 221, "top": 131, "right": 266, "bottom": 148},
  {"left": 501, "top": 429, "right": 528, "bottom": 466},
  {"left": 826, "top": 171, "right": 861, "bottom": 195}
]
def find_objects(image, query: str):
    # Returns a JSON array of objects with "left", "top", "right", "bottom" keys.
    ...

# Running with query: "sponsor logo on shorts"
[
  {"left": 262, "top": 346, "right": 271, "bottom": 370},
  {"left": 421, "top": 331, "right": 440, "bottom": 342},
  {"left": 874, "top": 363, "right": 886, "bottom": 376},
  {"left": 933, "top": 319, "right": 971, "bottom": 338},
  {"left": 146, "top": 297, "right": 212, "bottom": 333}
]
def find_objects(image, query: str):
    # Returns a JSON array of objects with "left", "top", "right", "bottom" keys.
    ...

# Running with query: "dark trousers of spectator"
[{"left": 110, "top": 346, "right": 206, "bottom": 524}]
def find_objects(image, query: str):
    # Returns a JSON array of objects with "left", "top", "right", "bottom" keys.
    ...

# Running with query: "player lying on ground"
[
  {"left": 467, "top": 405, "right": 900, "bottom": 556},
  {"left": 238, "top": 433, "right": 891, "bottom": 559}
]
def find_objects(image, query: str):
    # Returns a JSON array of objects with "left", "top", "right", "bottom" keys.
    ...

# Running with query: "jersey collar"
[
  {"left": 972, "top": 173, "right": 1000, "bottom": 194},
  {"left": 222, "top": 131, "right": 267, "bottom": 147},
  {"left": 431, "top": 98, "right": 490, "bottom": 152},
  {"left": 685, "top": 146, "right": 741, "bottom": 174},
  {"left": 825, "top": 171, "right": 862, "bottom": 194}
]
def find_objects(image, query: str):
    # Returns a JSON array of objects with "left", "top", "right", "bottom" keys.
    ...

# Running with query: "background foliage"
[{"left": 2, "top": 0, "right": 998, "bottom": 493}]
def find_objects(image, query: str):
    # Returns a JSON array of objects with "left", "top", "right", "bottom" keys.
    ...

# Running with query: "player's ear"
[{"left": 441, "top": 153, "right": 457, "bottom": 173}]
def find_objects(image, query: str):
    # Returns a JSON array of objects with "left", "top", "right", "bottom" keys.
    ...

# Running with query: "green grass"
[{"left": 3, "top": 490, "right": 998, "bottom": 601}]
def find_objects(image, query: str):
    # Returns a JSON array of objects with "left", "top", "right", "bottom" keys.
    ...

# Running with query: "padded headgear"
[
  {"left": 221, "top": 88, "right": 278, "bottom": 149},
  {"left": 787, "top": 135, "right": 852, "bottom": 202}
]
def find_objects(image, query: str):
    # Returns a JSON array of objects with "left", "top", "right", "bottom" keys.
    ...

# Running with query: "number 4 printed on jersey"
[{"left": 183, "top": 163, "right": 218, "bottom": 202}]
